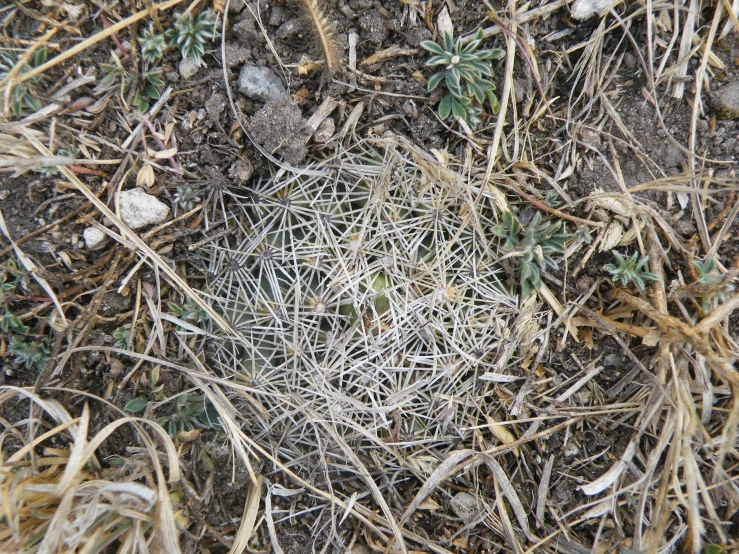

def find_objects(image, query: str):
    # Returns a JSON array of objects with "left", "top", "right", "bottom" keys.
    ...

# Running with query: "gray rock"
[
  {"left": 83, "top": 226, "right": 108, "bottom": 250},
  {"left": 571, "top": 0, "right": 613, "bottom": 20},
  {"left": 117, "top": 188, "right": 170, "bottom": 229},
  {"left": 709, "top": 81, "right": 739, "bottom": 119},
  {"left": 661, "top": 142, "right": 684, "bottom": 168},
  {"left": 179, "top": 57, "right": 201, "bottom": 79},
  {"left": 269, "top": 5, "right": 285, "bottom": 26},
  {"left": 228, "top": 0, "right": 247, "bottom": 13},
  {"left": 238, "top": 65, "right": 287, "bottom": 103},
  {"left": 603, "top": 353, "right": 621, "bottom": 367},
  {"left": 233, "top": 16, "right": 261, "bottom": 44}
]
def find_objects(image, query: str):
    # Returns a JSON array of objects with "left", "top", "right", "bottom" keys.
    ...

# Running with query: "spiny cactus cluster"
[{"left": 203, "top": 139, "right": 534, "bottom": 471}]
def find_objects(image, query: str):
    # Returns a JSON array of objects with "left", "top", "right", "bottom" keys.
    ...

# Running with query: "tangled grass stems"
[{"left": 0, "top": 388, "right": 182, "bottom": 553}]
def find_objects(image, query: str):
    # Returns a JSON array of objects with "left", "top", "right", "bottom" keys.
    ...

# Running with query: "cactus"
[{"left": 202, "top": 138, "right": 524, "bottom": 463}]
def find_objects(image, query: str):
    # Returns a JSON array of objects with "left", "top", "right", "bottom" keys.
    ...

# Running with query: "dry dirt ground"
[{"left": 1, "top": 1, "right": 739, "bottom": 553}]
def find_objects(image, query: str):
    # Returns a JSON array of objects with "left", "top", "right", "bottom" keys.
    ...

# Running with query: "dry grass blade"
[{"left": 227, "top": 474, "right": 262, "bottom": 554}]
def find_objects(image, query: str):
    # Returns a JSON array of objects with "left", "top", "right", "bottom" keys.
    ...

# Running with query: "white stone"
[
  {"left": 571, "top": 0, "right": 613, "bottom": 20},
  {"left": 436, "top": 7, "right": 453, "bottom": 39},
  {"left": 179, "top": 57, "right": 202, "bottom": 79},
  {"left": 83, "top": 226, "right": 108, "bottom": 250},
  {"left": 117, "top": 188, "right": 170, "bottom": 229}
]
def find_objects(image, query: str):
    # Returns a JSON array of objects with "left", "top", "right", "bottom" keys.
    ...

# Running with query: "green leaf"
[
  {"left": 462, "top": 37, "right": 482, "bottom": 55},
  {"left": 450, "top": 98, "right": 466, "bottom": 120},
  {"left": 427, "top": 72, "right": 445, "bottom": 91},
  {"left": 446, "top": 78, "right": 463, "bottom": 98},
  {"left": 438, "top": 95, "right": 453, "bottom": 119},
  {"left": 147, "top": 73, "right": 165, "bottom": 88},
  {"left": 469, "top": 60, "right": 494, "bottom": 76},
  {"left": 420, "top": 41, "right": 445, "bottom": 55},
  {"left": 32, "top": 47, "right": 47, "bottom": 67},
  {"left": 125, "top": 397, "right": 148, "bottom": 413},
  {"left": 491, "top": 225, "right": 508, "bottom": 238},
  {"left": 487, "top": 91, "right": 500, "bottom": 115},
  {"left": 467, "top": 81, "right": 485, "bottom": 103},
  {"left": 443, "top": 32, "right": 454, "bottom": 52},
  {"left": 145, "top": 84, "right": 161, "bottom": 99},
  {"left": 485, "top": 48, "right": 506, "bottom": 60},
  {"left": 134, "top": 93, "right": 149, "bottom": 113},
  {"left": 426, "top": 55, "right": 449, "bottom": 67}
]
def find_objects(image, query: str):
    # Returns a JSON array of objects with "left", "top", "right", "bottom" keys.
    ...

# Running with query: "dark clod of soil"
[{"left": 247, "top": 96, "right": 311, "bottom": 165}]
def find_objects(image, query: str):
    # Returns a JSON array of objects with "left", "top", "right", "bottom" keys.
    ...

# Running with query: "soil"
[{"left": 2, "top": 0, "right": 739, "bottom": 552}]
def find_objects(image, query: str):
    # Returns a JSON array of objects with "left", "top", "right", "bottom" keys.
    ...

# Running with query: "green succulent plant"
[
  {"left": 173, "top": 185, "right": 202, "bottom": 214},
  {"left": 1, "top": 311, "right": 29, "bottom": 334},
  {"left": 8, "top": 337, "right": 51, "bottom": 371},
  {"left": 97, "top": 52, "right": 165, "bottom": 112},
  {"left": 574, "top": 226, "right": 593, "bottom": 245},
  {"left": 421, "top": 28, "right": 504, "bottom": 127},
  {"left": 112, "top": 326, "right": 132, "bottom": 350},
  {"left": 168, "top": 299, "right": 208, "bottom": 324},
  {"left": 0, "top": 47, "right": 48, "bottom": 118},
  {"left": 491, "top": 209, "right": 572, "bottom": 296},
  {"left": 604, "top": 251, "right": 659, "bottom": 291},
  {"left": 146, "top": 393, "right": 220, "bottom": 435},
  {"left": 165, "top": 10, "right": 217, "bottom": 63},
  {"left": 140, "top": 23, "right": 168, "bottom": 63},
  {"left": 692, "top": 257, "right": 734, "bottom": 313}
]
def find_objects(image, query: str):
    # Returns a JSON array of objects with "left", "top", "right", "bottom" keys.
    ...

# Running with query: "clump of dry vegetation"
[
  {"left": 0, "top": 389, "right": 182, "bottom": 553},
  {"left": 0, "top": 0, "right": 738, "bottom": 553}
]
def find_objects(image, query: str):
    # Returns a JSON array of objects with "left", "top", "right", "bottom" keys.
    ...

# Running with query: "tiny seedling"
[
  {"left": 168, "top": 299, "right": 208, "bottom": 324},
  {"left": 113, "top": 326, "right": 132, "bottom": 350},
  {"left": 421, "top": 28, "right": 504, "bottom": 127},
  {"left": 544, "top": 191, "right": 562, "bottom": 209},
  {"left": 574, "top": 226, "right": 593, "bottom": 245},
  {"left": 491, "top": 209, "right": 572, "bottom": 296},
  {"left": 165, "top": 10, "right": 217, "bottom": 63},
  {"left": 8, "top": 337, "right": 51, "bottom": 371},
  {"left": 130, "top": 392, "right": 220, "bottom": 436},
  {"left": 156, "top": 393, "right": 220, "bottom": 435},
  {"left": 140, "top": 23, "right": 168, "bottom": 63},
  {"left": 173, "top": 185, "right": 202, "bottom": 213},
  {"left": 692, "top": 257, "right": 734, "bottom": 312},
  {"left": 0, "top": 47, "right": 47, "bottom": 118},
  {"left": 604, "top": 251, "right": 659, "bottom": 291},
  {"left": 1, "top": 311, "right": 29, "bottom": 333}
]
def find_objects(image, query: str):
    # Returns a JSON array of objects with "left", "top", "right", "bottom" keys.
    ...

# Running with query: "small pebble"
[
  {"left": 179, "top": 57, "right": 201, "bottom": 80},
  {"left": 313, "top": 117, "right": 335, "bottom": 143},
  {"left": 83, "top": 226, "right": 108, "bottom": 250}
]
